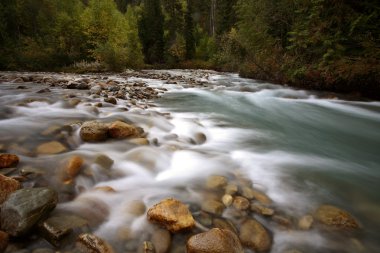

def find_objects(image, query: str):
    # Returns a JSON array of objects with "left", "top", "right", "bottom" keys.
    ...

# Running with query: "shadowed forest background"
[{"left": 0, "top": 0, "right": 379, "bottom": 97}]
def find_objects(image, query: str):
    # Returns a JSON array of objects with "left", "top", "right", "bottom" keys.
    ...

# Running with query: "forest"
[{"left": 0, "top": 0, "right": 379, "bottom": 97}]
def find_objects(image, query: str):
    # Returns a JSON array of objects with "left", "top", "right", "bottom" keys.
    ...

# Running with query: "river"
[{"left": 0, "top": 70, "right": 379, "bottom": 253}]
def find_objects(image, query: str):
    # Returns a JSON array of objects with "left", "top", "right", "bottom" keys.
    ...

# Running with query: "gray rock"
[
  {"left": 0, "top": 188, "right": 58, "bottom": 236},
  {"left": 39, "top": 215, "right": 88, "bottom": 247}
]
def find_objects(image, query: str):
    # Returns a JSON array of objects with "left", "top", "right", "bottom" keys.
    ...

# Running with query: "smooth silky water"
[{"left": 0, "top": 71, "right": 379, "bottom": 252}]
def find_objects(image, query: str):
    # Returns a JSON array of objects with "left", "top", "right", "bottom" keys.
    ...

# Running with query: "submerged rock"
[
  {"left": 315, "top": 205, "right": 359, "bottom": 230},
  {"left": 187, "top": 228, "right": 244, "bottom": 253},
  {"left": 0, "top": 174, "right": 21, "bottom": 204},
  {"left": 62, "top": 156, "right": 84, "bottom": 181},
  {"left": 140, "top": 241, "right": 155, "bottom": 253},
  {"left": 104, "top": 97, "right": 117, "bottom": 105},
  {"left": 36, "top": 141, "right": 67, "bottom": 155},
  {"left": 0, "top": 154, "right": 19, "bottom": 169},
  {"left": 94, "top": 154, "right": 114, "bottom": 170},
  {"left": 147, "top": 198, "right": 195, "bottom": 233},
  {"left": 80, "top": 121, "right": 109, "bottom": 142},
  {"left": 206, "top": 175, "right": 228, "bottom": 189},
  {"left": 239, "top": 219, "right": 272, "bottom": 253},
  {"left": 0, "top": 188, "right": 58, "bottom": 236},
  {"left": 108, "top": 121, "right": 139, "bottom": 139},
  {"left": 298, "top": 215, "right": 314, "bottom": 230},
  {"left": 151, "top": 228, "right": 171, "bottom": 253},
  {"left": 77, "top": 233, "right": 114, "bottom": 253},
  {"left": 201, "top": 200, "right": 225, "bottom": 216}
]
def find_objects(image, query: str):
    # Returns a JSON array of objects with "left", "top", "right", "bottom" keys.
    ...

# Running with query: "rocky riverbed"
[{"left": 0, "top": 70, "right": 369, "bottom": 253}]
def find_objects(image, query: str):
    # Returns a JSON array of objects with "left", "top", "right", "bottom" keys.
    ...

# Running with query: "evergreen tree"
[
  {"left": 184, "top": 0, "right": 195, "bottom": 59},
  {"left": 138, "top": 0, "right": 165, "bottom": 64}
]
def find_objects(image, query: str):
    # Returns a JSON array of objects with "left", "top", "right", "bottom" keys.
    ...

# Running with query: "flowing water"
[{"left": 0, "top": 70, "right": 379, "bottom": 253}]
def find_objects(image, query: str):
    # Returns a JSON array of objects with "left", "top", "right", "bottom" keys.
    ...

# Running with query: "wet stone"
[
  {"left": 147, "top": 198, "right": 195, "bottom": 233},
  {"left": 77, "top": 233, "right": 114, "bottom": 253},
  {"left": 125, "top": 200, "right": 146, "bottom": 216},
  {"left": 39, "top": 215, "right": 88, "bottom": 247},
  {"left": 140, "top": 241, "right": 155, "bottom": 253},
  {"left": 187, "top": 228, "right": 244, "bottom": 253},
  {"left": 151, "top": 229, "right": 171, "bottom": 253},
  {"left": 0, "top": 174, "right": 21, "bottom": 204},
  {"left": 108, "top": 121, "right": 139, "bottom": 139},
  {"left": 222, "top": 194, "right": 233, "bottom": 207},
  {"left": 233, "top": 196, "right": 250, "bottom": 210},
  {"left": 80, "top": 121, "right": 109, "bottom": 142},
  {"left": 104, "top": 97, "right": 117, "bottom": 105},
  {"left": 36, "top": 141, "right": 67, "bottom": 155},
  {"left": 315, "top": 205, "right": 359, "bottom": 230},
  {"left": 298, "top": 215, "right": 314, "bottom": 230},
  {"left": 0, "top": 154, "right": 19, "bottom": 169},
  {"left": 213, "top": 218, "right": 238, "bottom": 234},
  {"left": 129, "top": 138, "right": 149, "bottom": 145},
  {"left": 239, "top": 219, "right": 272, "bottom": 253},
  {"left": 63, "top": 156, "right": 84, "bottom": 181},
  {"left": 251, "top": 203, "right": 275, "bottom": 216},
  {"left": 201, "top": 200, "right": 225, "bottom": 216},
  {"left": 251, "top": 190, "right": 272, "bottom": 205},
  {"left": 0, "top": 188, "right": 58, "bottom": 236},
  {"left": 94, "top": 154, "right": 114, "bottom": 170},
  {"left": 225, "top": 184, "right": 238, "bottom": 195},
  {"left": 206, "top": 175, "right": 228, "bottom": 190}
]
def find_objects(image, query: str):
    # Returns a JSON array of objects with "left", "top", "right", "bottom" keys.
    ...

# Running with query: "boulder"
[
  {"left": 36, "top": 141, "right": 67, "bottom": 155},
  {"left": 0, "top": 154, "right": 19, "bottom": 169},
  {"left": 315, "top": 205, "right": 359, "bottom": 230},
  {"left": 0, "top": 174, "right": 21, "bottom": 204},
  {"left": 0, "top": 231, "right": 8, "bottom": 253},
  {"left": 108, "top": 121, "right": 139, "bottom": 139},
  {"left": 239, "top": 219, "right": 272, "bottom": 253},
  {"left": 147, "top": 198, "right": 195, "bottom": 233},
  {"left": 80, "top": 121, "right": 109, "bottom": 142},
  {"left": 187, "top": 228, "right": 244, "bottom": 253},
  {"left": 0, "top": 188, "right": 58, "bottom": 236},
  {"left": 77, "top": 233, "right": 114, "bottom": 253}
]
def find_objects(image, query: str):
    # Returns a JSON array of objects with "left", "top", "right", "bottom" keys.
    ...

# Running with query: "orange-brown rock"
[
  {"left": 315, "top": 205, "right": 359, "bottom": 230},
  {"left": 77, "top": 233, "right": 114, "bottom": 253},
  {"left": 108, "top": 121, "right": 139, "bottom": 139},
  {"left": 0, "top": 174, "right": 21, "bottom": 204},
  {"left": 147, "top": 198, "right": 195, "bottom": 233},
  {"left": 36, "top": 141, "right": 67, "bottom": 155},
  {"left": 239, "top": 219, "right": 272, "bottom": 253},
  {"left": 0, "top": 154, "right": 19, "bottom": 169},
  {"left": 187, "top": 228, "right": 244, "bottom": 253},
  {"left": 62, "top": 156, "right": 84, "bottom": 181}
]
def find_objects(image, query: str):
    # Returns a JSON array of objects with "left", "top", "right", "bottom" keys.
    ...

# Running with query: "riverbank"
[{"left": 0, "top": 70, "right": 378, "bottom": 253}]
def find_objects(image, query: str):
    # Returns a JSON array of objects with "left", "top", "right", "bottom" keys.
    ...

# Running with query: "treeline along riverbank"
[{"left": 0, "top": 0, "right": 379, "bottom": 98}]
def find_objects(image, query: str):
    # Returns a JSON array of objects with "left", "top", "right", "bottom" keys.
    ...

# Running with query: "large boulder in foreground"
[
  {"left": 147, "top": 198, "right": 195, "bottom": 233},
  {"left": 315, "top": 205, "right": 359, "bottom": 230},
  {"left": 80, "top": 121, "right": 109, "bottom": 142},
  {"left": 0, "top": 174, "right": 21, "bottom": 204},
  {"left": 187, "top": 228, "right": 244, "bottom": 253},
  {"left": 77, "top": 233, "right": 114, "bottom": 253},
  {"left": 0, "top": 154, "right": 19, "bottom": 169},
  {"left": 239, "top": 219, "right": 272, "bottom": 253},
  {"left": 0, "top": 188, "right": 58, "bottom": 236}
]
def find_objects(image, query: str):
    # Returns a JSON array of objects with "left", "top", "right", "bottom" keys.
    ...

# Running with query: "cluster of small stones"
[{"left": 0, "top": 71, "right": 363, "bottom": 253}]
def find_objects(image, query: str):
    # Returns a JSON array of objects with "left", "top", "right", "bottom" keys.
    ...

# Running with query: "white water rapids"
[{"left": 0, "top": 70, "right": 379, "bottom": 253}]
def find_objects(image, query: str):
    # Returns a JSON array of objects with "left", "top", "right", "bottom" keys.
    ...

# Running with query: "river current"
[{"left": 0, "top": 70, "right": 379, "bottom": 253}]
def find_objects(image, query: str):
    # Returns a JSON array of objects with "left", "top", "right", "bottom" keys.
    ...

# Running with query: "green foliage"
[{"left": 184, "top": 0, "right": 196, "bottom": 60}]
